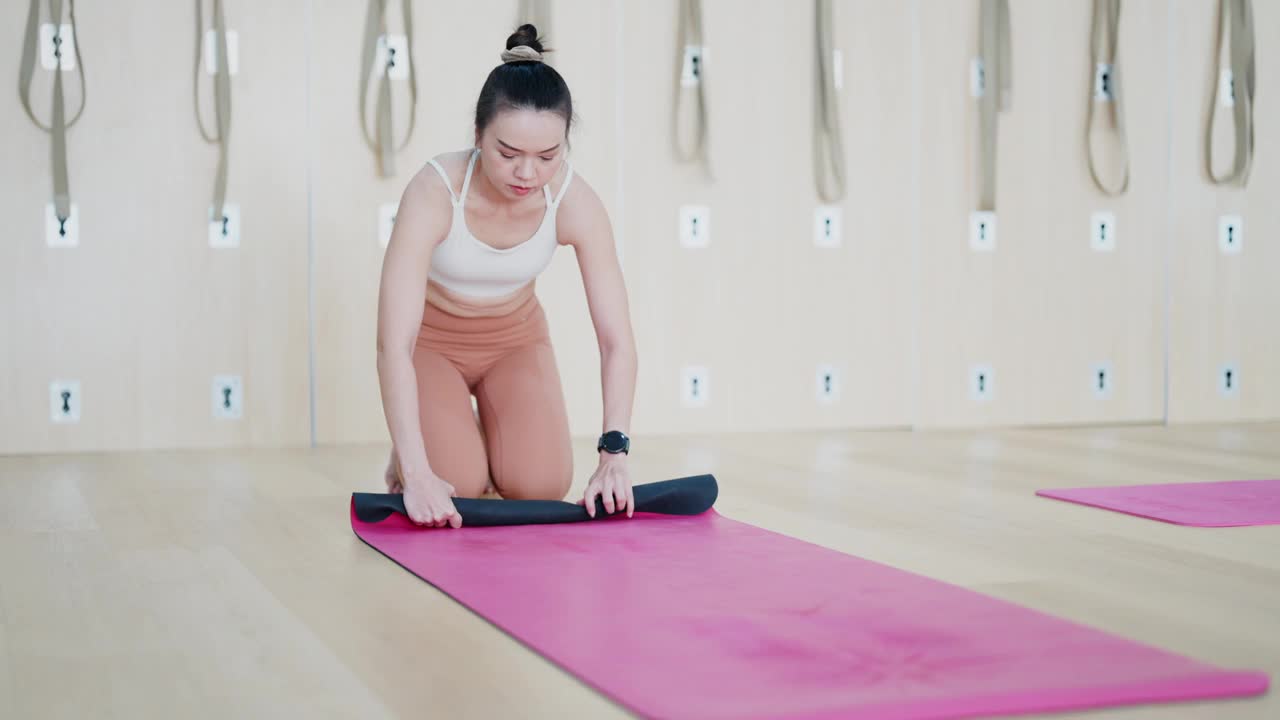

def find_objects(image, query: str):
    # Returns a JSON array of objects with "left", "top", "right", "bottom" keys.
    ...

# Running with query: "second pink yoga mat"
[
  {"left": 1037, "top": 478, "right": 1280, "bottom": 527},
  {"left": 352, "top": 502, "right": 1269, "bottom": 719}
]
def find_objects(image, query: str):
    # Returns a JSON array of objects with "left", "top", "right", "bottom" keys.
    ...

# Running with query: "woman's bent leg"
[
  {"left": 474, "top": 342, "right": 574, "bottom": 501},
  {"left": 412, "top": 347, "right": 490, "bottom": 499}
]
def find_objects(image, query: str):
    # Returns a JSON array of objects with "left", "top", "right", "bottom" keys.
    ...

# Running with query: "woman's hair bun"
[
  {"left": 506, "top": 24, "right": 544, "bottom": 54},
  {"left": 476, "top": 22, "right": 572, "bottom": 138}
]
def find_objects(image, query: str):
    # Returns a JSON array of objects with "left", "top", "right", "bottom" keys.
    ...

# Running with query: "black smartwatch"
[{"left": 597, "top": 430, "right": 630, "bottom": 455}]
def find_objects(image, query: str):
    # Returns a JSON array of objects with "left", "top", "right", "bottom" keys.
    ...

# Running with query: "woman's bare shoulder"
[
  {"left": 554, "top": 167, "right": 610, "bottom": 248},
  {"left": 399, "top": 149, "right": 467, "bottom": 204},
  {"left": 422, "top": 148, "right": 474, "bottom": 195}
]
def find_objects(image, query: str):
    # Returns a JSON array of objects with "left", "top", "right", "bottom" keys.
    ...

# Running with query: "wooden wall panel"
[
  {"left": 2, "top": 0, "right": 1275, "bottom": 457},
  {"left": 915, "top": 0, "right": 1169, "bottom": 428},
  {"left": 1166, "top": 0, "right": 1280, "bottom": 423},
  {"left": 0, "top": 0, "right": 310, "bottom": 454}
]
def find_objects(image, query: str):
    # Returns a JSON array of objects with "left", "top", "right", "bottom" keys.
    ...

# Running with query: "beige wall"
[
  {"left": 1167, "top": 0, "right": 1280, "bottom": 423},
  {"left": 2, "top": 0, "right": 312, "bottom": 455},
  {"left": 2, "top": 0, "right": 1276, "bottom": 455},
  {"left": 916, "top": 0, "right": 1172, "bottom": 428},
  {"left": 619, "top": 0, "right": 917, "bottom": 436}
]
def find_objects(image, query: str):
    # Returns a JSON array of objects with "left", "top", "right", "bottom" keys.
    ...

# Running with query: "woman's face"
[{"left": 476, "top": 108, "right": 567, "bottom": 200}]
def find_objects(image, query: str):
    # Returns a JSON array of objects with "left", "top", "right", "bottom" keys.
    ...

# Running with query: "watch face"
[{"left": 601, "top": 431, "right": 628, "bottom": 452}]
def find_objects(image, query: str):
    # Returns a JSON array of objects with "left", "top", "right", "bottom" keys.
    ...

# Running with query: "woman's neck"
[{"left": 469, "top": 156, "right": 521, "bottom": 211}]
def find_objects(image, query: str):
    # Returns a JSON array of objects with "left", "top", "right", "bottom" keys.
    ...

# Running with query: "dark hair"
[{"left": 474, "top": 25, "right": 574, "bottom": 138}]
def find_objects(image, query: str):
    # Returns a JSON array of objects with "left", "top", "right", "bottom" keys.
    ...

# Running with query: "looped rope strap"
[
  {"left": 360, "top": 0, "right": 418, "bottom": 178},
  {"left": 1086, "top": 0, "right": 1129, "bottom": 196},
  {"left": 19, "top": 0, "right": 86, "bottom": 226},
  {"left": 813, "top": 0, "right": 845, "bottom": 204},
  {"left": 977, "top": 0, "right": 1010, "bottom": 212},
  {"left": 1206, "top": 0, "right": 1255, "bottom": 187},
  {"left": 195, "top": 0, "right": 232, "bottom": 222},
  {"left": 673, "top": 0, "right": 712, "bottom": 179}
]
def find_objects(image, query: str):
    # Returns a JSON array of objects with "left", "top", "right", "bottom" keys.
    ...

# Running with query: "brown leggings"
[{"left": 413, "top": 294, "right": 573, "bottom": 501}]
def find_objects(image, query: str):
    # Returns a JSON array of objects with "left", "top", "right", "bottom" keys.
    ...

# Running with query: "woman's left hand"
[{"left": 578, "top": 453, "right": 633, "bottom": 518}]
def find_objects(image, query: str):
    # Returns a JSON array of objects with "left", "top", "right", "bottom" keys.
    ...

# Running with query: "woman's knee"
[
  {"left": 495, "top": 455, "right": 572, "bottom": 501},
  {"left": 427, "top": 453, "right": 490, "bottom": 499}
]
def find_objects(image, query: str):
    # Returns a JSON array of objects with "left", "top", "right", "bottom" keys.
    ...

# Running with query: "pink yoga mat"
[
  {"left": 1037, "top": 478, "right": 1280, "bottom": 527},
  {"left": 351, "top": 504, "right": 1269, "bottom": 719}
]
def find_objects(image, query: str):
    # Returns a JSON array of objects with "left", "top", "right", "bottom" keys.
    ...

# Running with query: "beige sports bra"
[{"left": 424, "top": 149, "right": 574, "bottom": 299}]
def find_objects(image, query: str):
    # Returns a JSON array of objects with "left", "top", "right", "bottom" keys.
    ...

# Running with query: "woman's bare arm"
[{"left": 375, "top": 166, "right": 460, "bottom": 527}]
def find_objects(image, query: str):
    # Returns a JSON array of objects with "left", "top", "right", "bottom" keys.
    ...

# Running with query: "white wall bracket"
[
  {"left": 204, "top": 29, "right": 240, "bottom": 75},
  {"left": 209, "top": 204, "right": 241, "bottom": 248},
  {"left": 970, "top": 211, "right": 996, "bottom": 251},
  {"left": 50, "top": 380, "right": 81, "bottom": 423},
  {"left": 212, "top": 375, "right": 243, "bottom": 419},
  {"left": 680, "top": 365, "right": 710, "bottom": 408},
  {"left": 679, "top": 205, "right": 710, "bottom": 248}
]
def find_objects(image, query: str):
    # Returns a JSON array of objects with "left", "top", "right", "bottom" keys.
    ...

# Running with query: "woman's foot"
[
  {"left": 385, "top": 451, "right": 403, "bottom": 493},
  {"left": 390, "top": 448, "right": 498, "bottom": 497}
]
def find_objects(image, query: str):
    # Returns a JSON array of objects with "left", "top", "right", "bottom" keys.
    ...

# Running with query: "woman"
[{"left": 375, "top": 25, "right": 638, "bottom": 528}]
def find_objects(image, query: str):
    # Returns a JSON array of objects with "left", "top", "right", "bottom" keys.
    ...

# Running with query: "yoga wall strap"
[
  {"left": 672, "top": 0, "right": 711, "bottom": 178},
  {"left": 360, "top": 0, "right": 419, "bottom": 178},
  {"left": 1206, "top": 0, "right": 1254, "bottom": 187},
  {"left": 194, "top": 0, "right": 232, "bottom": 223},
  {"left": 977, "top": 0, "right": 1010, "bottom": 212},
  {"left": 1087, "top": 0, "right": 1129, "bottom": 196},
  {"left": 516, "top": 0, "right": 553, "bottom": 65},
  {"left": 813, "top": 0, "right": 845, "bottom": 204},
  {"left": 19, "top": 0, "right": 86, "bottom": 227}
]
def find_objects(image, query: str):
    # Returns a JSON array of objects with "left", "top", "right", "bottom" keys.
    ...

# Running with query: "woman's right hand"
[{"left": 402, "top": 471, "right": 463, "bottom": 528}]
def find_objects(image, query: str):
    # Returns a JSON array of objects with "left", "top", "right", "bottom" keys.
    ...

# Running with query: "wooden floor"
[{"left": 1, "top": 422, "right": 1277, "bottom": 719}]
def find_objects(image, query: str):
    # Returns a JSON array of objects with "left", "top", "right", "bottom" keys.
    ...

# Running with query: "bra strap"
[
  {"left": 551, "top": 162, "right": 575, "bottom": 207},
  {"left": 425, "top": 159, "right": 460, "bottom": 207},
  {"left": 459, "top": 148, "right": 480, "bottom": 206}
]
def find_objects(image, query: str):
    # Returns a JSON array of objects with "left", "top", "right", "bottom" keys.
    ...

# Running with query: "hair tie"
[{"left": 501, "top": 45, "right": 543, "bottom": 63}]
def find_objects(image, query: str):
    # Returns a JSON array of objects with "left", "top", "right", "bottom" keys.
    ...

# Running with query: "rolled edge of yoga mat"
[{"left": 351, "top": 473, "right": 719, "bottom": 526}]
